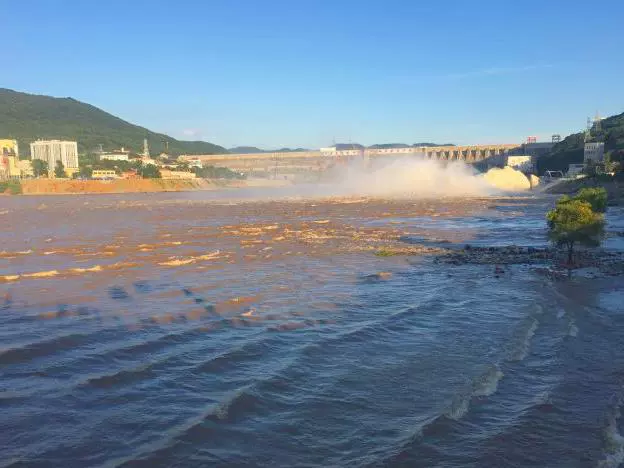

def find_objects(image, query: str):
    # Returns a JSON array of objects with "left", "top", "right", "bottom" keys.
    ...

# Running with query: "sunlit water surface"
[{"left": 1, "top": 191, "right": 623, "bottom": 467}]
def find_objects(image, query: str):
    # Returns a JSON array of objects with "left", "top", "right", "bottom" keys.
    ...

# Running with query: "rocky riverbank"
[{"left": 435, "top": 244, "right": 624, "bottom": 279}]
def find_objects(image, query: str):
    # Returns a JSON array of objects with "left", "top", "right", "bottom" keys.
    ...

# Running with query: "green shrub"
[
  {"left": 0, "top": 180, "right": 22, "bottom": 194},
  {"left": 574, "top": 187, "right": 608, "bottom": 213},
  {"left": 547, "top": 199, "right": 605, "bottom": 264}
]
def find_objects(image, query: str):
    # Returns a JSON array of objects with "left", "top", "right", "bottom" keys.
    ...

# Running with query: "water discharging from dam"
[{"left": 296, "top": 159, "right": 535, "bottom": 199}]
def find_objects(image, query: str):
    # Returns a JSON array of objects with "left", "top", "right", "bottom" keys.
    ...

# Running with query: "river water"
[{"left": 1, "top": 191, "right": 623, "bottom": 467}]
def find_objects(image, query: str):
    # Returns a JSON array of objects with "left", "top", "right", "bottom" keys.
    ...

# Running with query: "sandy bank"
[{"left": 19, "top": 178, "right": 291, "bottom": 195}]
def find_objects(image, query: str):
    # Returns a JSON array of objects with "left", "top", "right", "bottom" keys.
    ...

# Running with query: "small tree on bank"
[
  {"left": 54, "top": 160, "right": 67, "bottom": 178},
  {"left": 138, "top": 164, "right": 161, "bottom": 179},
  {"left": 546, "top": 199, "right": 605, "bottom": 265},
  {"left": 32, "top": 159, "right": 49, "bottom": 177}
]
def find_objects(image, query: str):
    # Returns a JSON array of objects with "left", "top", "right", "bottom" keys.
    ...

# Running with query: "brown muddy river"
[{"left": 1, "top": 191, "right": 624, "bottom": 467}]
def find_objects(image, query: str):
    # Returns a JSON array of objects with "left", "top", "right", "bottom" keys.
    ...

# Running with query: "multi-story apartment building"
[{"left": 30, "top": 140, "right": 79, "bottom": 176}]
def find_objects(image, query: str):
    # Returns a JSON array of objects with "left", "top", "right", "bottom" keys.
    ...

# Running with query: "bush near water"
[
  {"left": 547, "top": 187, "right": 607, "bottom": 264},
  {"left": 0, "top": 180, "right": 22, "bottom": 195}
]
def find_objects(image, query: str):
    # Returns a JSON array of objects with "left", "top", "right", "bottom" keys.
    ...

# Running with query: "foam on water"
[
  {"left": 445, "top": 394, "right": 471, "bottom": 421},
  {"left": 213, "top": 385, "right": 259, "bottom": 422},
  {"left": 473, "top": 365, "right": 505, "bottom": 397},
  {"left": 443, "top": 364, "right": 505, "bottom": 421},
  {"left": 598, "top": 395, "right": 624, "bottom": 468},
  {"left": 507, "top": 317, "right": 539, "bottom": 362}
]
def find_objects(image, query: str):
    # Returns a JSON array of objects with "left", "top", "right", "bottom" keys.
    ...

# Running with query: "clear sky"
[{"left": 4, "top": 0, "right": 624, "bottom": 149}]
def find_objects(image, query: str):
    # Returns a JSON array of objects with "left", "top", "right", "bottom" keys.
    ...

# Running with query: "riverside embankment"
[
  {"left": 9, "top": 177, "right": 290, "bottom": 195},
  {"left": 545, "top": 177, "right": 624, "bottom": 205}
]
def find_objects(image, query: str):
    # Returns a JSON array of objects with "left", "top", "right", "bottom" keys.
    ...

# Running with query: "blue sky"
[{"left": 4, "top": 0, "right": 624, "bottom": 149}]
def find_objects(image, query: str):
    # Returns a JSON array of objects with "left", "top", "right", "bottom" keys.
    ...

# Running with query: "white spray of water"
[
  {"left": 190, "top": 158, "right": 535, "bottom": 201},
  {"left": 482, "top": 166, "right": 534, "bottom": 191},
  {"left": 317, "top": 158, "right": 534, "bottom": 198},
  {"left": 336, "top": 159, "right": 493, "bottom": 197}
]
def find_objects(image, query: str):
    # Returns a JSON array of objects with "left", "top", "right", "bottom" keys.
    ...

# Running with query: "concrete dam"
[{"left": 180, "top": 144, "right": 520, "bottom": 179}]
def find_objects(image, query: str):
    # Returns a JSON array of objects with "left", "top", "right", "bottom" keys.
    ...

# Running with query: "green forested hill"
[
  {"left": 537, "top": 111, "right": 624, "bottom": 173},
  {"left": 0, "top": 88, "right": 227, "bottom": 156}
]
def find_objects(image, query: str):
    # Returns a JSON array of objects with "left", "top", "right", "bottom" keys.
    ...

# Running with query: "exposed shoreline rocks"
[
  {"left": 435, "top": 244, "right": 624, "bottom": 279},
  {"left": 436, "top": 245, "right": 553, "bottom": 265}
]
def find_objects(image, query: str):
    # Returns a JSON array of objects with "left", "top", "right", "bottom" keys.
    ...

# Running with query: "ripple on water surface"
[{"left": 1, "top": 194, "right": 624, "bottom": 467}]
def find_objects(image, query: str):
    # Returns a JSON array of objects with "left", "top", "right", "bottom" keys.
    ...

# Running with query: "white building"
[
  {"left": 100, "top": 147, "right": 130, "bottom": 161},
  {"left": 185, "top": 158, "right": 203, "bottom": 168},
  {"left": 506, "top": 155, "right": 534, "bottom": 173},
  {"left": 30, "top": 140, "right": 78, "bottom": 174},
  {"left": 320, "top": 147, "right": 340, "bottom": 156},
  {"left": 584, "top": 142, "right": 605, "bottom": 164},
  {"left": 100, "top": 152, "right": 129, "bottom": 161}
]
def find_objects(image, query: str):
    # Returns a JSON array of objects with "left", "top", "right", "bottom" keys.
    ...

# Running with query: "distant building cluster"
[{"left": 0, "top": 136, "right": 199, "bottom": 181}]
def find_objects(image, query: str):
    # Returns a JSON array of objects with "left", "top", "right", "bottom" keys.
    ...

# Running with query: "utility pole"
[
  {"left": 584, "top": 117, "right": 592, "bottom": 143},
  {"left": 273, "top": 154, "right": 279, "bottom": 179},
  {"left": 143, "top": 138, "right": 150, "bottom": 158}
]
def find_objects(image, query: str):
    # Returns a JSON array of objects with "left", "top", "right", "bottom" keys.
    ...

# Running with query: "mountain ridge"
[{"left": 0, "top": 88, "right": 227, "bottom": 156}]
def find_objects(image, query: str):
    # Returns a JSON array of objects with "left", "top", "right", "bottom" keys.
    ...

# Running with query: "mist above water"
[
  {"left": 187, "top": 158, "right": 534, "bottom": 202},
  {"left": 309, "top": 158, "right": 533, "bottom": 198}
]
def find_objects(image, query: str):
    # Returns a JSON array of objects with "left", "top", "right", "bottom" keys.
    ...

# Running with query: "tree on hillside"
[
  {"left": 547, "top": 198, "right": 605, "bottom": 265},
  {"left": 193, "top": 165, "right": 245, "bottom": 179},
  {"left": 54, "top": 160, "right": 67, "bottom": 178},
  {"left": 138, "top": 164, "right": 161, "bottom": 179},
  {"left": 77, "top": 166, "right": 93, "bottom": 179},
  {"left": 32, "top": 159, "right": 49, "bottom": 177},
  {"left": 605, "top": 150, "right": 623, "bottom": 174}
]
